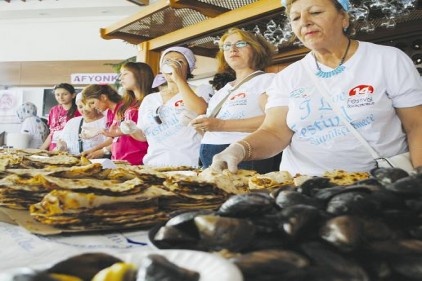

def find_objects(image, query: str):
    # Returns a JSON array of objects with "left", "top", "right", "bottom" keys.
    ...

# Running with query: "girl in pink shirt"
[
  {"left": 108, "top": 62, "right": 154, "bottom": 165},
  {"left": 40, "top": 83, "right": 80, "bottom": 151},
  {"left": 83, "top": 62, "right": 153, "bottom": 165}
]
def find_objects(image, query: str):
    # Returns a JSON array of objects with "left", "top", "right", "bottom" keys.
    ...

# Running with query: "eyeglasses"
[
  {"left": 219, "top": 41, "right": 249, "bottom": 51},
  {"left": 153, "top": 106, "right": 163, "bottom": 124}
]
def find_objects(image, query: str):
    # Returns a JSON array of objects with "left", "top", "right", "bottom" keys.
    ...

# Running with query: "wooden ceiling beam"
[
  {"left": 147, "top": 0, "right": 283, "bottom": 50},
  {"left": 169, "top": 0, "right": 229, "bottom": 18},
  {"left": 100, "top": 0, "right": 169, "bottom": 41},
  {"left": 126, "top": 0, "right": 149, "bottom": 6}
]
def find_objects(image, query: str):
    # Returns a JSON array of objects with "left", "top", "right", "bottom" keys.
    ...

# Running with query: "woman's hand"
[
  {"left": 83, "top": 148, "right": 105, "bottom": 159},
  {"left": 102, "top": 122, "right": 122, "bottom": 138},
  {"left": 163, "top": 60, "right": 185, "bottom": 84},
  {"left": 120, "top": 120, "right": 140, "bottom": 135},
  {"left": 210, "top": 142, "right": 246, "bottom": 173},
  {"left": 190, "top": 115, "right": 222, "bottom": 133}
]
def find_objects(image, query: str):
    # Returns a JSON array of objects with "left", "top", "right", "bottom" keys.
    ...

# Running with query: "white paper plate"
[
  {"left": 0, "top": 250, "right": 243, "bottom": 281},
  {"left": 121, "top": 249, "right": 243, "bottom": 281}
]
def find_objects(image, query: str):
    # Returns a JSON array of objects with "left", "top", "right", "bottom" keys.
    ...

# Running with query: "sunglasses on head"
[{"left": 153, "top": 106, "right": 163, "bottom": 124}]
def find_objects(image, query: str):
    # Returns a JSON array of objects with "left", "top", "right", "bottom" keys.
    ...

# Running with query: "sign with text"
[
  {"left": 0, "top": 89, "right": 23, "bottom": 123},
  {"left": 71, "top": 73, "right": 118, "bottom": 85}
]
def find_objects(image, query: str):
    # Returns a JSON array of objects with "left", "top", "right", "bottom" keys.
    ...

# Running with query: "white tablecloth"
[{"left": 0, "top": 221, "right": 153, "bottom": 271}]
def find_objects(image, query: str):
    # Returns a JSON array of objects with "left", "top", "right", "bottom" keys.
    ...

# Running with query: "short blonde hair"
[{"left": 216, "top": 28, "right": 275, "bottom": 73}]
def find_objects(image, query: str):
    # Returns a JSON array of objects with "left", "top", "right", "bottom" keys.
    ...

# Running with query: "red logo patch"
[
  {"left": 349, "top": 85, "right": 374, "bottom": 96},
  {"left": 174, "top": 100, "right": 184, "bottom": 107},
  {"left": 230, "top": 93, "right": 246, "bottom": 100}
]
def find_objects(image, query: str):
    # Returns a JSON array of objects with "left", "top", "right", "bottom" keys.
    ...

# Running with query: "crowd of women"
[{"left": 18, "top": 0, "right": 422, "bottom": 175}]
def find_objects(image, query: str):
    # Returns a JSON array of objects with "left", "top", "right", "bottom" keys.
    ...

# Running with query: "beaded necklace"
[{"left": 313, "top": 38, "right": 351, "bottom": 78}]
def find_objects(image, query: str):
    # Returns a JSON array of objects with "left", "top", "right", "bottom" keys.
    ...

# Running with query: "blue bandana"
[{"left": 281, "top": 0, "right": 350, "bottom": 11}]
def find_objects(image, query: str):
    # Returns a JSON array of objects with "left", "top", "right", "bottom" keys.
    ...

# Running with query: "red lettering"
[{"left": 349, "top": 85, "right": 374, "bottom": 96}]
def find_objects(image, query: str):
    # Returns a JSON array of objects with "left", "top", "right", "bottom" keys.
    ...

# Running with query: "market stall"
[{"left": 1, "top": 148, "right": 421, "bottom": 280}]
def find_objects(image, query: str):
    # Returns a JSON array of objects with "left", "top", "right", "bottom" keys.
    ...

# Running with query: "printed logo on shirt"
[
  {"left": 347, "top": 85, "right": 375, "bottom": 108},
  {"left": 227, "top": 92, "right": 247, "bottom": 107},
  {"left": 175, "top": 99, "right": 184, "bottom": 107},
  {"left": 230, "top": 93, "right": 246, "bottom": 100},
  {"left": 290, "top": 87, "right": 310, "bottom": 99}
]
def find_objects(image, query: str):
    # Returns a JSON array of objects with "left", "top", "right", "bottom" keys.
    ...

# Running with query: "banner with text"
[{"left": 71, "top": 73, "right": 118, "bottom": 85}]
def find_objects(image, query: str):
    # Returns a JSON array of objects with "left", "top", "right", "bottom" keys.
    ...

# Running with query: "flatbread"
[
  {"left": 323, "top": 170, "right": 370, "bottom": 185},
  {"left": 198, "top": 168, "right": 256, "bottom": 194},
  {"left": 248, "top": 171, "right": 293, "bottom": 190}
]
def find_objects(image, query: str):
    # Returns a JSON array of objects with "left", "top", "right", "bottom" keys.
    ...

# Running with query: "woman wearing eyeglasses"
[
  {"left": 121, "top": 46, "right": 214, "bottom": 167},
  {"left": 211, "top": 0, "right": 422, "bottom": 176},
  {"left": 40, "top": 83, "right": 81, "bottom": 151},
  {"left": 190, "top": 27, "right": 279, "bottom": 173}
]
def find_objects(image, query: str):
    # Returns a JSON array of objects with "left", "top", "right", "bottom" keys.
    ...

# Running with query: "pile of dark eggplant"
[{"left": 150, "top": 167, "right": 422, "bottom": 281}]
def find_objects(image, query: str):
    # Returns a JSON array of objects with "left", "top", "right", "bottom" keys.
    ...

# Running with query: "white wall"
[
  {"left": 0, "top": 0, "right": 217, "bottom": 140},
  {"left": 0, "top": 87, "right": 45, "bottom": 136},
  {"left": 0, "top": 17, "right": 138, "bottom": 62}
]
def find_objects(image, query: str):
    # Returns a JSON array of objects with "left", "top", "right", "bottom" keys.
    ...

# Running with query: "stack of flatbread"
[
  {"left": 0, "top": 150, "right": 242, "bottom": 232},
  {"left": 0, "top": 149, "right": 370, "bottom": 233}
]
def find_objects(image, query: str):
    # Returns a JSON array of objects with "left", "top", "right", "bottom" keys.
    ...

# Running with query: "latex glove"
[
  {"left": 179, "top": 109, "right": 199, "bottom": 126},
  {"left": 120, "top": 120, "right": 140, "bottom": 135},
  {"left": 80, "top": 127, "right": 102, "bottom": 139},
  {"left": 210, "top": 142, "right": 245, "bottom": 173}
]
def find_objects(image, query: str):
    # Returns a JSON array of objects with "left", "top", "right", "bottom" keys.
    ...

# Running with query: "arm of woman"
[
  {"left": 119, "top": 108, "right": 147, "bottom": 142},
  {"left": 82, "top": 137, "right": 113, "bottom": 159},
  {"left": 245, "top": 106, "right": 293, "bottom": 160},
  {"left": 211, "top": 106, "right": 293, "bottom": 172},
  {"left": 173, "top": 77, "right": 208, "bottom": 114},
  {"left": 396, "top": 105, "right": 422, "bottom": 169},
  {"left": 193, "top": 115, "right": 265, "bottom": 133},
  {"left": 39, "top": 133, "right": 52, "bottom": 150}
]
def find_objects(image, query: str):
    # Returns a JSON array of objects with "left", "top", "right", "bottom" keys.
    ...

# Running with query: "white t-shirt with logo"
[
  {"left": 138, "top": 84, "right": 213, "bottom": 167},
  {"left": 266, "top": 41, "right": 422, "bottom": 176},
  {"left": 202, "top": 72, "right": 275, "bottom": 144}
]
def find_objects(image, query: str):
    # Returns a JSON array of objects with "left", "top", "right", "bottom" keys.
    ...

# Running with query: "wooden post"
[{"left": 136, "top": 41, "right": 161, "bottom": 75}]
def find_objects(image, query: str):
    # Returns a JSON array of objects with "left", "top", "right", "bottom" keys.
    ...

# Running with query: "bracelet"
[{"left": 238, "top": 140, "right": 252, "bottom": 160}]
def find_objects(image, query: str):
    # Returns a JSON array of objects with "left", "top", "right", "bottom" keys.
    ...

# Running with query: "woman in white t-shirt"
[
  {"left": 56, "top": 93, "right": 107, "bottom": 155},
  {"left": 211, "top": 0, "right": 422, "bottom": 176},
  {"left": 190, "top": 27, "right": 279, "bottom": 173},
  {"left": 120, "top": 46, "right": 214, "bottom": 167}
]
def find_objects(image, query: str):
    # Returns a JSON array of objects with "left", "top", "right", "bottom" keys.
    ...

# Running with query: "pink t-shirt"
[
  {"left": 109, "top": 103, "right": 148, "bottom": 165},
  {"left": 48, "top": 105, "right": 81, "bottom": 151}
]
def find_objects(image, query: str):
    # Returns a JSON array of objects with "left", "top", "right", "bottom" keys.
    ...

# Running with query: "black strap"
[{"left": 78, "top": 118, "right": 84, "bottom": 153}]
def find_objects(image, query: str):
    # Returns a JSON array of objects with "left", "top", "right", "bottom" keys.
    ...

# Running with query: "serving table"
[{"left": 0, "top": 211, "right": 153, "bottom": 271}]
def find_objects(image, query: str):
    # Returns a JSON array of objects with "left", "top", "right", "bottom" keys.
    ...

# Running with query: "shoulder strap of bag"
[
  {"left": 78, "top": 118, "right": 84, "bottom": 153},
  {"left": 208, "top": 71, "right": 265, "bottom": 118},
  {"left": 302, "top": 61, "right": 381, "bottom": 159}
]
